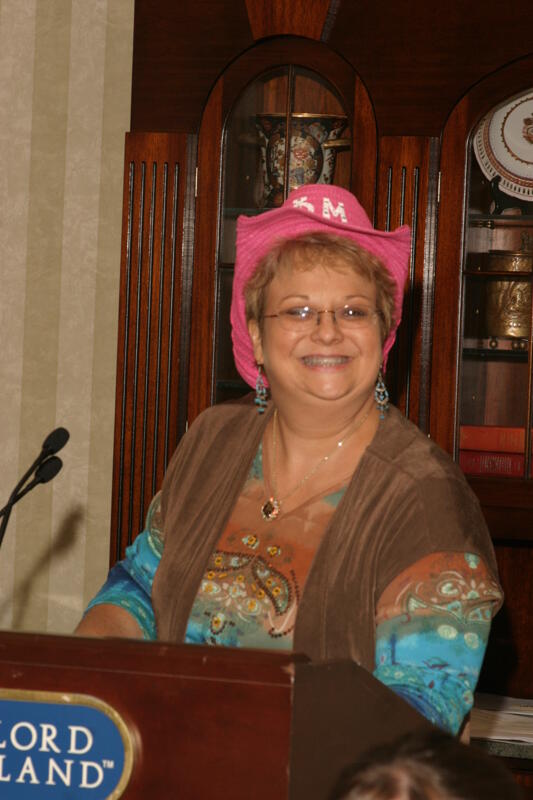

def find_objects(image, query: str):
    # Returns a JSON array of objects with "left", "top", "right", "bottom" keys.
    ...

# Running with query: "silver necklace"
[{"left": 261, "top": 407, "right": 371, "bottom": 521}]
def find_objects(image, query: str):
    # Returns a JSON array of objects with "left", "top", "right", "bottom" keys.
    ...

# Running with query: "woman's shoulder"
[
  {"left": 164, "top": 394, "right": 269, "bottom": 479},
  {"left": 370, "top": 405, "right": 461, "bottom": 475},
  {"left": 185, "top": 393, "right": 259, "bottom": 435},
  {"left": 360, "top": 407, "right": 497, "bottom": 584}
]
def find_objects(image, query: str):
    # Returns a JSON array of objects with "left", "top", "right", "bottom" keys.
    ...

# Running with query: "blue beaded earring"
[
  {"left": 375, "top": 367, "right": 389, "bottom": 419},
  {"left": 254, "top": 365, "right": 268, "bottom": 414}
]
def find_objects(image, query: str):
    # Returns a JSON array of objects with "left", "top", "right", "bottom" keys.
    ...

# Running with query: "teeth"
[{"left": 302, "top": 356, "right": 348, "bottom": 367}]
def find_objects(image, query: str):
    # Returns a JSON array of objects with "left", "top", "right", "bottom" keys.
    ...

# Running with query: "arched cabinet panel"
[
  {"left": 430, "top": 55, "right": 533, "bottom": 698},
  {"left": 431, "top": 56, "right": 533, "bottom": 457},
  {"left": 187, "top": 38, "right": 377, "bottom": 424}
]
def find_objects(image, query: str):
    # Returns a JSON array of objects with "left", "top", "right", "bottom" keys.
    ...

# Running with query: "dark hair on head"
[
  {"left": 330, "top": 730, "right": 521, "bottom": 800},
  {"left": 243, "top": 232, "right": 397, "bottom": 343}
]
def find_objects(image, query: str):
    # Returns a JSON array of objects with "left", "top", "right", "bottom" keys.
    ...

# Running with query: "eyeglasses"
[{"left": 263, "top": 305, "right": 382, "bottom": 332}]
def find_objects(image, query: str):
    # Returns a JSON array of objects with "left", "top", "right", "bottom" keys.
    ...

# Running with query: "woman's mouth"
[{"left": 301, "top": 355, "right": 351, "bottom": 367}]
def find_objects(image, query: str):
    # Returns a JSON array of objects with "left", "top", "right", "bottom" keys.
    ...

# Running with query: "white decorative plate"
[{"left": 473, "top": 89, "right": 533, "bottom": 199}]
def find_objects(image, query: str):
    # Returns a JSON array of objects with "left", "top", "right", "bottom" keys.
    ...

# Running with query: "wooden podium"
[{"left": 0, "top": 632, "right": 432, "bottom": 799}]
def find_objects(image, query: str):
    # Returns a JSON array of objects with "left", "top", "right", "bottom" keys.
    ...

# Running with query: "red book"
[
  {"left": 459, "top": 450, "right": 525, "bottom": 477},
  {"left": 459, "top": 426, "right": 525, "bottom": 453}
]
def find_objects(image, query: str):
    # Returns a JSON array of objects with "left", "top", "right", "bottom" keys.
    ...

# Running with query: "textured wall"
[{"left": 0, "top": 0, "right": 134, "bottom": 632}]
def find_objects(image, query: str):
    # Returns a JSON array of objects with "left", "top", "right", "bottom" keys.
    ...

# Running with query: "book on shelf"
[
  {"left": 459, "top": 425, "right": 526, "bottom": 453},
  {"left": 472, "top": 694, "right": 533, "bottom": 744},
  {"left": 459, "top": 450, "right": 525, "bottom": 477}
]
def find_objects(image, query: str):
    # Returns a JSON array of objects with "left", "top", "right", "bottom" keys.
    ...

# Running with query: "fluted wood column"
[
  {"left": 375, "top": 136, "right": 440, "bottom": 431},
  {"left": 110, "top": 132, "right": 196, "bottom": 561}
]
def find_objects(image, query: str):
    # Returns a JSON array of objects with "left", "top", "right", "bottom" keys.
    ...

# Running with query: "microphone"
[
  {"left": 0, "top": 457, "right": 63, "bottom": 518},
  {"left": 34, "top": 455, "right": 64, "bottom": 483},
  {"left": 41, "top": 427, "right": 69, "bottom": 457},
  {"left": 0, "top": 428, "right": 69, "bottom": 549},
  {"left": 12, "top": 427, "right": 69, "bottom": 494},
  {"left": 9, "top": 427, "right": 69, "bottom": 503}
]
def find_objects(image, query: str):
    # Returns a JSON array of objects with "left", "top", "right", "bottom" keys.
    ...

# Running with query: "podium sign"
[
  {"left": 0, "top": 689, "right": 133, "bottom": 798},
  {"left": 0, "top": 632, "right": 432, "bottom": 799}
]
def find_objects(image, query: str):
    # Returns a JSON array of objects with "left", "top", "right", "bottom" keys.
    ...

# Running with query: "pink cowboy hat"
[{"left": 230, "top": 183, "right": 411, "bottom": 388}]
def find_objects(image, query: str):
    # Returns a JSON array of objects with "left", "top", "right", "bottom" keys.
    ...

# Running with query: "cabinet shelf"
[
  {"left": 469, "top": 214, "right": 533, "bottom": 227},
  {"left": 464, "top": 269, "right": 533, "bottom": 278},
  {"left": 462, "top": 348, "right": 528, "bottom": 363},
  {"left": 463, "top": 337, "right": 529, "bottom": 356}
]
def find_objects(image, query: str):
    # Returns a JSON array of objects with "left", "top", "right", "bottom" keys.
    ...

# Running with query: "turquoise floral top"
[{"left": 87, "top": 446, "right": 502, "bottom": 734}]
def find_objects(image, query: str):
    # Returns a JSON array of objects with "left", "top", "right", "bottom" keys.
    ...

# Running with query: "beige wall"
[{"left": 0, "top": 0, "right": 134, "bottom": 632}]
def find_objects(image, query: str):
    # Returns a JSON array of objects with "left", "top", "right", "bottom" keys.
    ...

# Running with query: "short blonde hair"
[{"left": 244, "top": 232, "right": 397, "bottom": 342}]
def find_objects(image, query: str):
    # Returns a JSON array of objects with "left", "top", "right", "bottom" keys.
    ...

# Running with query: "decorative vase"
[
  {"left": 255, "top": 113, "right": 348, "bottom": 208},
  {"left": 484, "top": 245, "right": 533, "bottom": 338}
]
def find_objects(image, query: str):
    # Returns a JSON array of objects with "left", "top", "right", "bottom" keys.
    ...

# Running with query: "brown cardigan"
[{"left": 152, "top": 399, "right": 500, "bottom": 670}]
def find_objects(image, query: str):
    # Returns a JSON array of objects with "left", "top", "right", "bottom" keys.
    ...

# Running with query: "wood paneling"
[
  {"left": 375, "top": 136, "right": 439, "bottom": 430},
  {"left": 187, "top": 81, "right": 223, "bottom": 423},
  {"left": 350, "top": 76, "right": 377, "bottom": 219},
  {"left": 111, "top": 132, "right": 194, "bottom": 561},
  {"left": 328, "top": 0, "right": 533, "bottom": 135},
  {"left": 244, "top": 0, "right": 331, "bottom": 40},
  {"left": 131, "top": 1, "right": 253, "bottom": 133},
  {"left": 131, "top": 0, "right": 533, "bottom": 136}
]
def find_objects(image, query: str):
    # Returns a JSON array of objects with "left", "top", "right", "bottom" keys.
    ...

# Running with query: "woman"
[{"left": 77, "top": 184, "right": 502, "bottom": 735}]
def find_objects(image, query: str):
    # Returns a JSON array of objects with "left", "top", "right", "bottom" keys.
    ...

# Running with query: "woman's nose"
[{"left": 310, "top": 310, "right": 343, "bottom": 342}]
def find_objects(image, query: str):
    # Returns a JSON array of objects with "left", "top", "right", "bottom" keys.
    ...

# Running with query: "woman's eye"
[
  {"left": 285, "top": 307, "right": 312, "bottom": 320},
  {"left": 342, "top": 306, "right": 370, "bottom": 320}
]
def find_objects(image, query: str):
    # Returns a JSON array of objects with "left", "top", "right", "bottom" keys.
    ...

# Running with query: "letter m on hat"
[{"left": 322, "top": 198, "right": 347, "bottom": 223}]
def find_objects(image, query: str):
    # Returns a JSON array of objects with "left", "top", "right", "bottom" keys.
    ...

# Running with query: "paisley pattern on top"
[
  {"left": 185, "top": 445, "right": 343, "bottom": 650},
  {"left": 374, "top": 551, "right": 503, "bottom": 733}
]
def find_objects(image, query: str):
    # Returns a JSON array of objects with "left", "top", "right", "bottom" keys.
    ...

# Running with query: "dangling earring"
[
  {"left": 254, "top": 365, "right": 268, "bottom": 414},
  {"left": 375, "top": 366, "right": 389, "bottom": 419}
]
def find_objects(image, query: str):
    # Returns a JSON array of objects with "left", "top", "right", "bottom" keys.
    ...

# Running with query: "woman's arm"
[
  {"left": 373, "top": 550, "right": 503, "bottom": 734},
  {"left": 75, "top": 603, "right": 145, "bottom": 638},
  {"left": 74, "top": 493, "right": 163, "bottom": 639}
]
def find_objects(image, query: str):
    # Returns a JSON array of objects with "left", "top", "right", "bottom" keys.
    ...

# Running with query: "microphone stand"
[
  {"left": 0, "top": 456, "right": 42, "bottom": 549},
  {"left": 0, "top": 457, "right": 63, "bottom": 518},
  {"left": 0, "top": 428, "right": 69, "bottom": 550}
]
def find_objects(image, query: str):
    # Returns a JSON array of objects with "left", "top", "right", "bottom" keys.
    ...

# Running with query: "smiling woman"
[
  {"left": 76, "top": 184, "right": 502, "bottom": 737},
  {"left": 246, "top": 235, "right": 391, "bottom": 426}
]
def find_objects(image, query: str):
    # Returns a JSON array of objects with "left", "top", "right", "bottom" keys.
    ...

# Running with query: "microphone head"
[
  {"left": 42, "top": 427, "right": 70, "bottom": 455},
  {"left": 35, "top": 456, "right": 63, "bottom": 483}
]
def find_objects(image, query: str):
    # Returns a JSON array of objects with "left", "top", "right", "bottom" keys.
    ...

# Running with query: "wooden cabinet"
[
  {"left": 111, "top": 0, "right": 533, "bottom": 707},
  {"left": 431, "top": 58, "right": 533, "bottom": 699}
]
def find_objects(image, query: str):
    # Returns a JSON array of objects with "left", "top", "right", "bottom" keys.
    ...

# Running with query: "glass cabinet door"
[
  {"left": 458, "top": 89, "right": 533, "bottom": 478},
  {"left": 214, "top": 67, "right": 352, "bottom": 403}
]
